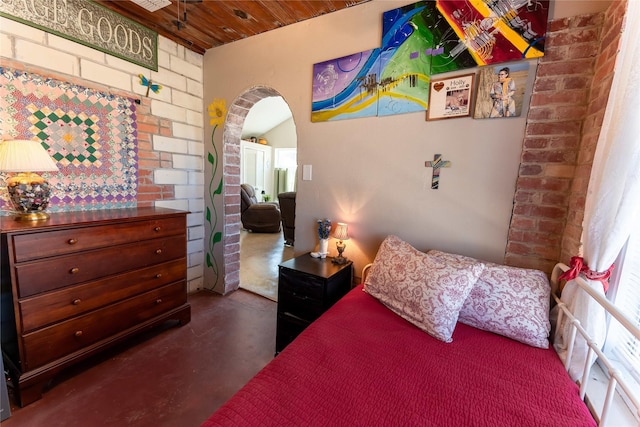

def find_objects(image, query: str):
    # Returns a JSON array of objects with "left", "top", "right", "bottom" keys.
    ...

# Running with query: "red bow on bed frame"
[{"left": 558, "top": 256, "right": 614, "bottom": 292}]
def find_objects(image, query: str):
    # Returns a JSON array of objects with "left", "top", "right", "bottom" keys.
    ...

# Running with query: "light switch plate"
[{"left": 303, "top": 164, "right": 312, "bottom": 181}]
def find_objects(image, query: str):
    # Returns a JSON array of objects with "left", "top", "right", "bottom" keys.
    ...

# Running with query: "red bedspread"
[{"left": 203, "top": 286, "right": 595, "bottom": 427}]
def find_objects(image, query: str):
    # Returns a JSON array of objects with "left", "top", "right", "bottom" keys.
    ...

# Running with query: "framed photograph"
[
  {"left": 426, "top": 73, "right": 475, "bottom": 121},
  {"left": 473, "top": 62, "right": 529, "bottom": 119}
]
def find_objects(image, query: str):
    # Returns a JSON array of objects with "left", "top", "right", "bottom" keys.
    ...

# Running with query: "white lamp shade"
[
  {"left": 333, "top": 222, "right": 349, "bottom": 240},
  {"left": 0, "top": 140, "right": 59, "bottom": 172}
]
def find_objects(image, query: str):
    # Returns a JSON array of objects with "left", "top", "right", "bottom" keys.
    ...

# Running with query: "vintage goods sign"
[{"left": 0, "top": 0, "right": 158, "bottom": 70}]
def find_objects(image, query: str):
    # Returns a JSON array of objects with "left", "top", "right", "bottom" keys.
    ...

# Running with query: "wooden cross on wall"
[{"left": 425, "top": 154, "right": 451, "bottom": 189}]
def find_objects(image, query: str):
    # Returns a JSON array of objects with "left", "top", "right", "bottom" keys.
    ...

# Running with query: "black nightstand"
[{"left": 276, "top": 254, "right": 353, "bottom": 353}]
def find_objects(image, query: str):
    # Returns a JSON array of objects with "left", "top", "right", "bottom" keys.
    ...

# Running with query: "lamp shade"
[
  {"left": 0, "top": 140, "right": 58, "bottom": 172},
  {"left": 333, "top": 222, "right": 349, "bottom": 240}
]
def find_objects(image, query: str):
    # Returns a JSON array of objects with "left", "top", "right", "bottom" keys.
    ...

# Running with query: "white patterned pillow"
[
  {"left": 428, "top": 250, "right": 551, "bottom": 349},
  {"left": 364, "top": 236, "right": 485, "bottom": 343}
]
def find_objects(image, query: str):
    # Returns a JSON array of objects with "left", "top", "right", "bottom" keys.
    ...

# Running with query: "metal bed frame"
[{"left": 551, "top": 263, "right": 640, "bottom": 426}]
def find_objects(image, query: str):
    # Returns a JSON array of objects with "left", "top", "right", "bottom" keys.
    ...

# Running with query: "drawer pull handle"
[
  {"left": 154, "top": 226, "right": 161, "bottom": 232},
  {"left": 155, "top": 273, "right": 163, "bottom": 279},
  {"left": 74, "top": 331, "right": 83, "bottom": 337},
  {"left": 70, "top": 267, "right": 79, "bottom": 274},
  {"left": 156, "top": 298, "right": 163, "bottom": 304},
  {"left": 155, "top": 249, "right": 162, "bottom": 254},
  {"left": 72, "top": 299, "right": 82, "bottom": 305},
  {"left": 67, "top": 238, "right": 78, "bottom": 245}
]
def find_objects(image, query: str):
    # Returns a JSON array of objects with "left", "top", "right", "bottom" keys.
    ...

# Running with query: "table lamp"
[
  {"left": 0, "top": 139, "right": 59, "bottom": 221},
  {"left": 332, "top": 222, "right": 350, "bottom": 265}
]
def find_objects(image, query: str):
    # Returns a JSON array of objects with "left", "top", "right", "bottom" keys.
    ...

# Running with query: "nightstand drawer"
[
  {"left": 279, "top": 268, "right": 324, "bottom": 299},
  {"left": 19, "top": 258, "right": 187, "bottom": 332},
  {"left": 276, "top": 313, "right": 309, "bottom": 353},
  {"left": 21, "top": 281, "right": 187, "bottom": 371},
  {"left": 10, "top": 216, "right": 185, "bottom": 262},
  {"left": 15, "top": 234, "right": 186, "bottom": 297},
  {"left": 278, "top": 290, "right": 323, "bottom": 322},
  {"left": 276, "top": 255, "right": 353, "bottom": 353}
]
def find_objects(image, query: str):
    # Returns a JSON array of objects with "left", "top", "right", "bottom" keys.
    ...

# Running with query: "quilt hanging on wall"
[
  {"left": 0, "top": 67, "right": 138, "bottom": 213},
  {"left": 311, "top": 0, "right": 549, "bottom": 122}
]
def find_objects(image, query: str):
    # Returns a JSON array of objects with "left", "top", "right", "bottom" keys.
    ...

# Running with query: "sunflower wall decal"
[{"left": 206, "top": 98, "right": 227, "bottom": 289}]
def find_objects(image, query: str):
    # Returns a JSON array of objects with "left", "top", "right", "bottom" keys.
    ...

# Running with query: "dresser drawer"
[
  {"left": 10, "top": 216, "right": 185, "bottom": 262},
  {"left": 21, "top": 281, "right": 187, "bottom": 370},
  {"left": 19, "top": 258, "right": 187, "bottom": 332},
  {"left": 15, "top": 234, "right": 185, "bottom": 298}
]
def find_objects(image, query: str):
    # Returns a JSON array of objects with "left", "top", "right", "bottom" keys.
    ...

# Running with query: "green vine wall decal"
[{"left": 206, "top": 98, "right": 227, "bottom": 288}]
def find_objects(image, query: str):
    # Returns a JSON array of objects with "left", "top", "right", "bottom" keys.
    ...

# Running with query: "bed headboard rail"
[{"left": 551, "top": 263, "right": 640, "bottom": 426}]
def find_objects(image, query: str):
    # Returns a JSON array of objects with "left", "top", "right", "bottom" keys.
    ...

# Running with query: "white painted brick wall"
[
  {"left": 156, "top": 199, "right": 189, "bottom": 211},
  {"left": 188, "top": 198, "right": 205, "bottom": 215},
  {"left": 16, "top": 39, "right": 78, "bottom": 75},
  {"left": 151, "top": 99, "right": 187, "bottom": 122},
  {"left": 186, "top": 78, "right": 203, "bottom": 97},
  {"left": 173, "top": 122, "right": 202, "bottom": 140},
  {"left": 175, "top": 184, "right": 204, "bottom": 199},
  {"left": 170, "top": 56, "right": 201, "bottom": 81},
  {"left": 80, "top": 59, "right": 131, "bottom": 91},
  {"left": 0, "top": 17, "right": 45, "bottom": 43},
  {"left": 173, "top": 90, "right": 201, "bottom": 111},
  {"left": 153, "top": 135, "right": 189, "bottom": 154},
  {"left": 188, "top": 225, "right": 205, "bottom": 241},
  {"left": 186, "top": 110, "right": 204, "bottom": 127},
  {"left": 48, "top": 34, "right": 105, "bottom": 63},
  {"left": 0, "top": 33, "right": 13, "bottom": 57},
  {"left": 173, "top": 154, "right": 202, "bottom": 170},
  {"left": 154, "top": 169, "right": 189, "bottom": 184},
  {"left": 152, "top": 67, "right": 187, "bottom": 92},
  {"left": 188, "top": 140, "right": 205, "bottom": 156}
]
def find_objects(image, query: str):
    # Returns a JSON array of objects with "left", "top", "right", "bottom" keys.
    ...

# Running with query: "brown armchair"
[
  {"left": 240, "top": 184, "right": 281, "bottom": 233},
  {"left": 278, "top": 192, "right": 296, "bottom": 246}
]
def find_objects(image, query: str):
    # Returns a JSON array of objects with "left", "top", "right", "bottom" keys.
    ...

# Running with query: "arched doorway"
[{"left": 219, "top": 85, "right": 293, "bottom": 294}]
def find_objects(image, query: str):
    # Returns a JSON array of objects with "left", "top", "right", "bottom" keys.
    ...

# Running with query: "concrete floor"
[
  {"left": 239, "top": 229, "right": 295, "bottom": 301},
  {"left": 4, "top": 285, "right": 277, "bottom": 427}
]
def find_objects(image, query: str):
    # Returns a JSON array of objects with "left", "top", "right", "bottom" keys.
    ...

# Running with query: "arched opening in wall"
[{"left": 221, "top": 86, "right": 296, "bottom": 297}]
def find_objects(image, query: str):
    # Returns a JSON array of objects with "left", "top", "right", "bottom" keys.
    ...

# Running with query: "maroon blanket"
[{"left": 203, "top": 286, "right": 595, "bottom": 427}]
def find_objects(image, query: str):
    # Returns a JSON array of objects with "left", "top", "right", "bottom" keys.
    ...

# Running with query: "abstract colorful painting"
[
  {"left": 311, "top": 0, "right": 548, "bottom": 122},
  {"left": 0, "top": 67, "right": 138, "bottom": 213},
  {"left": 312, "top": 49, "right": 382, "bottom": 122},
  {"left": 387, "top": 0, "right": 549, "bottom": 75}
]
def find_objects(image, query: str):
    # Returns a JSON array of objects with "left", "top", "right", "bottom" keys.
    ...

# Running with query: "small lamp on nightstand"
[
  {"left": 332, "top": 222, "right": 350, "bottom": 265},
  {"left": 0, "top": 139, "right": 59, "bottom": 221}
]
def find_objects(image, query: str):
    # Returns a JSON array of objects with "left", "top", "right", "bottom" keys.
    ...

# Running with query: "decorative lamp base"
[
  {"left": 332, "top": 256, "right": 349, "bottom": 265},
  {"left": 6, "top": 172, "right": 52, "bottom": 221}
]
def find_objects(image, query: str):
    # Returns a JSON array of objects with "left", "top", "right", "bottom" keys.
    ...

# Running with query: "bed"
[{"left": 202, "top": 235, "right": 634, "bottom": 426}]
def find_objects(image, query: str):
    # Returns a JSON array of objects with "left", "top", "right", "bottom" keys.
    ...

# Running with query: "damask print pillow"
[
  {"left": 429, "top": 250, "right": 551, "bottom": 349},
  {"left": 364, "top": 236, "right": 485, "bottom": 342}
]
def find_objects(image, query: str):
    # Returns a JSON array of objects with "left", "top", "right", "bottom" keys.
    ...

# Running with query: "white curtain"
[{"left": 553, "top": 0, "right": 640, "bottom": 380}]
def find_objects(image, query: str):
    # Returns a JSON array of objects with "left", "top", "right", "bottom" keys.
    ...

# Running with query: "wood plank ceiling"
[{"left": 94, "top": 0, "right": 371, "bottom": 55}]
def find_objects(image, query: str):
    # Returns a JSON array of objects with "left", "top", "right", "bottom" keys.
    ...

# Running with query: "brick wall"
[
  {"left": 505, "top": 1, "right": 627, "bottom": 273},
  {"left": 0, "top": 17, "right": 206, "bottom": 292}
]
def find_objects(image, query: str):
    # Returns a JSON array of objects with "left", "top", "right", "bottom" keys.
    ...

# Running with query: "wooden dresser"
[{"left": 0, "top": 207, "right": 191, "bottom": 406}]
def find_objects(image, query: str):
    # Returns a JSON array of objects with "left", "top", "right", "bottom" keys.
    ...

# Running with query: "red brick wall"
[
  {"left": 505, "top": 1, "right": 627, "bottom": 273},
  {"left": 134, "top": 97, "right": 175, "bottom": 207}
]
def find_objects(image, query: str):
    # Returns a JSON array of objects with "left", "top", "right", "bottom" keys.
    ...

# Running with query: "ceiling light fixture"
[{"left": 130, "top": 0, "right": 171, "bottom": 13}]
